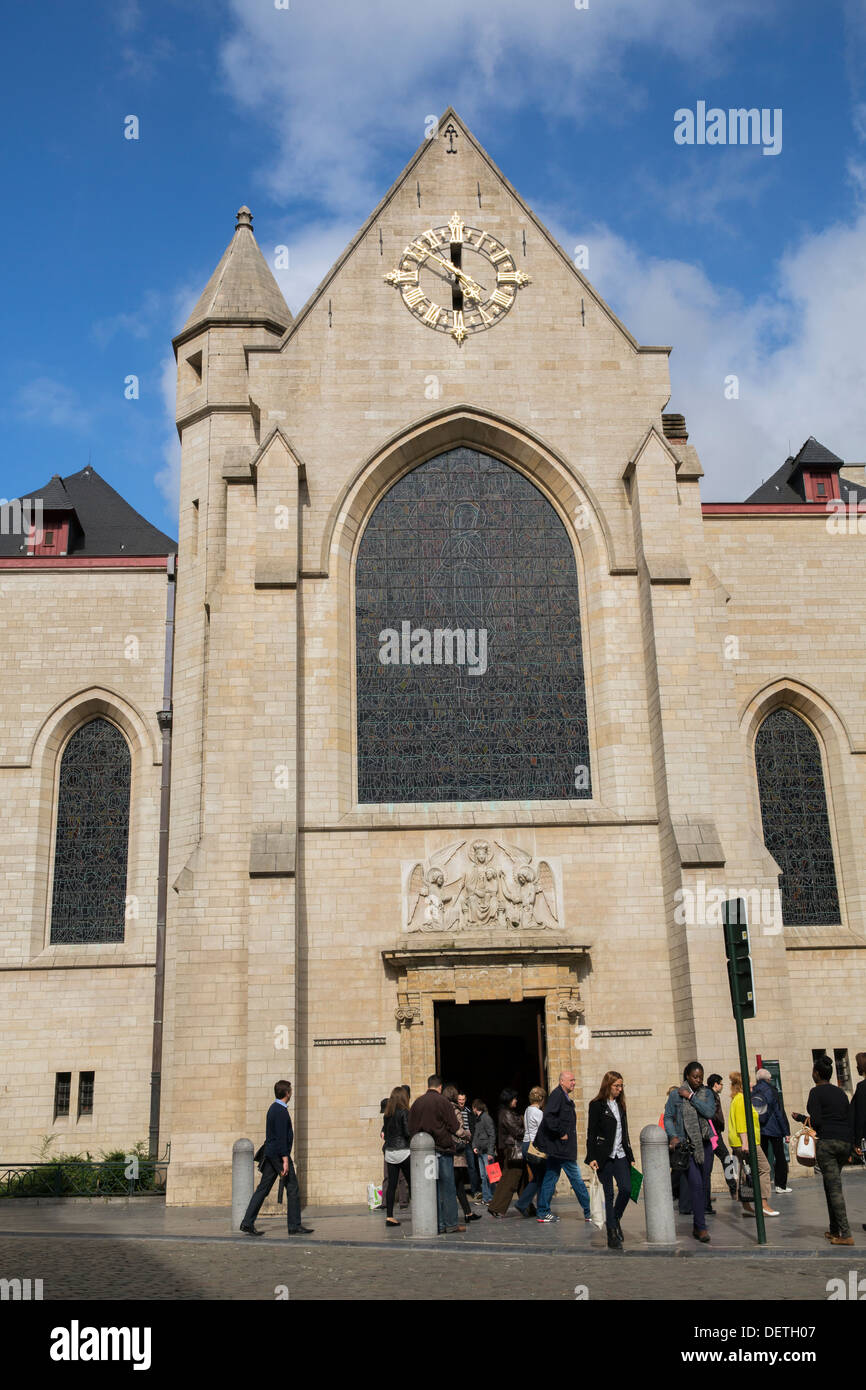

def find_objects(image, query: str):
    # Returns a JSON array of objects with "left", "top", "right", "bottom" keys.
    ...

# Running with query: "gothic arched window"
[
  {"left": 50, "top": 717, "right": 131, "bottom": 943},
  {"left": 355, "top": 446, "right": 591, "bottom": 803},
  {"left": 755, "top": 708, "right": 841, "bottom": 926}
]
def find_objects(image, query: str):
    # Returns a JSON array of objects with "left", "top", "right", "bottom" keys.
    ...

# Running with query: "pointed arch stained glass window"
[
  {"left": 755, "top": 708, "right": 841, "bottom": 927},
  {"left": 355, "top": 447, "right": 591, "bottom": 803},
  {"left": 50, "top": 717, "right": 131, "bottom": 943}
]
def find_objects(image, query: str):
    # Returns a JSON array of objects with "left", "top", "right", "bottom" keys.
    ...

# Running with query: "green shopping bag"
[{"left": 629, "top": 1165, "right": 643, "bottom": 1203}]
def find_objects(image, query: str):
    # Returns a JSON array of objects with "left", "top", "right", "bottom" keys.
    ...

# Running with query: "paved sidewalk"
[{"left": 1, "top": 1168, "right": 863, "bottom": 1257}]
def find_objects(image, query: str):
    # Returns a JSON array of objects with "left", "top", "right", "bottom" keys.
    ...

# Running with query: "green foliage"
[{"left": 1, "top": 1139, "right": 166, "bottom": 1198}]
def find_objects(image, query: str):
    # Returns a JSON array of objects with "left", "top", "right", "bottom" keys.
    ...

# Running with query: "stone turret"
[{"left": 175, "top": 205, "right": 291, "bottom": 347}]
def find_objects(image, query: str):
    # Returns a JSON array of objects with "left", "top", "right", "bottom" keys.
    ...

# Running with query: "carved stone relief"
[{"left": 403, "top": 838, "right": 562, "bottom": 934}]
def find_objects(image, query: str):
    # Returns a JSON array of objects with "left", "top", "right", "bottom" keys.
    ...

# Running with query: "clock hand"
[{"left": 423, "top": 249, "right": 486, "bottom": 300}]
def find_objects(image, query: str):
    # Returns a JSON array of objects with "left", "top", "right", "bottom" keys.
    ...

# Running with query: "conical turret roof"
[{"left": 175, "top": 206, "right": 291, "bottom": 345}]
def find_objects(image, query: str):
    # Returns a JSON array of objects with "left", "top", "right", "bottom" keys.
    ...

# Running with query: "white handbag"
[{"left": 795, "top": 1130, "right": 816, "bottom": 1167}]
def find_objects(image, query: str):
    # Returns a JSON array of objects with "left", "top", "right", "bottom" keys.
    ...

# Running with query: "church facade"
[{"left": 3, "top": 112, "right": 865, "bottom": 1206}]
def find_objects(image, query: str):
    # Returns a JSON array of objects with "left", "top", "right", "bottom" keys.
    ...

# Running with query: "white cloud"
[
  {"left": 220, "top": 0, "right": 770, "bottom": 215},
  {"left": 267, "top": 217, "right": 362, "bottom": 316},
  {"left": 14, "top": 377, "right": 92, "bottom": 432},
  {"left": 554, "top": 210, "right": 866, "bottom": 497}
]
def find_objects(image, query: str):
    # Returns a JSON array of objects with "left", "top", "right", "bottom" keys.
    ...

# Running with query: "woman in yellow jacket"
[{"left": 728, "top": 1072, "right": 779, "bottom": 1218}]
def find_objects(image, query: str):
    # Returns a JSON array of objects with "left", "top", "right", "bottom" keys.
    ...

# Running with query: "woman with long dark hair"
[
  {"left": 382, "top": 1085, "right": 412, "bottom": 1226},
  {"left": 586, "top": 1071, "right": 633, "bottom": 1250},
  {"left": 488, "top": 1088, "right": 526, "bottom": 1217}
]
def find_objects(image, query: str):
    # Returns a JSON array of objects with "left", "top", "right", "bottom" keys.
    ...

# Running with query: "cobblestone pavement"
[
  {"left": 1, "top": 1234, "right": 864, "bottom": 1300},
  {"left": 1, "top": 1170, "right": 862, "bottom": 1301}
]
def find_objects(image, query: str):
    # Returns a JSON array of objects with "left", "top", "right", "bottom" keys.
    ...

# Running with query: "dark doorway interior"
[{"left": 435, "top": 1000, "right": 546, "bottom": 1116}]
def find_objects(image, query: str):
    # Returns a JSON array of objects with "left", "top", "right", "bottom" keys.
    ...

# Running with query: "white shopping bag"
[
  {"left": 367, "top": 1181, "right": 383, "bottom": 1210},
  {"left": 588, "top": 1170, "right": 606, "bottom": 1228}
]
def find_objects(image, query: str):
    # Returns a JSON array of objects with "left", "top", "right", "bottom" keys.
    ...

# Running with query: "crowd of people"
[
  {"left": 378, "top": 1051, "right": 866, "bottom": 1249},
  {"left": 660, "top": 1052, "right": 865, "bottom": 1245},
  {"left": 380, "top": 1068, "right": 634, "bottom": 1248}
]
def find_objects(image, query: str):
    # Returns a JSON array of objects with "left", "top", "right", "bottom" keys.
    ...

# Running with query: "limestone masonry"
[{"left": 2, "top": 112, "right": 864, "bottom": 1206}]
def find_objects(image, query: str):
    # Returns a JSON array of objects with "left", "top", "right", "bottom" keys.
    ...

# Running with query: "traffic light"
[{"left": 723, "top": 898, "right": 756, "bottom": 1019}]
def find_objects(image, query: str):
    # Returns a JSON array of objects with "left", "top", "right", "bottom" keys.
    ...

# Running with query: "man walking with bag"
[
  {"left": 240, "top": 1079, "right": 314, "bottom": 1237},
  {"left": 535, "top": 1071, "right": 591, "bottom": 1224}
]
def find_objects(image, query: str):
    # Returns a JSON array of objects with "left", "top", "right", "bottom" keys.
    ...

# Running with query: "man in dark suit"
[{"left": 240, "top": 1079, "right": 313, "bottom": 1237}]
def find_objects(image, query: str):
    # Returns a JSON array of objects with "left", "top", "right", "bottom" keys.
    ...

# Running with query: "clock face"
[{"left": 384, "top": 211, "right": 530, "bottom": 344}]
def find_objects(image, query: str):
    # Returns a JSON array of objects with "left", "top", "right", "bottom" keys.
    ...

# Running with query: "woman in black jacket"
[
  {"left": 381, "top": 1086, "right": 412, "bottom": 1225},
  {"left": 488, "top": 1089, "right": 526, "bottom": 1217},
  {"left": 586, "top": 1071, "right": 633, "bottom": 1250}
]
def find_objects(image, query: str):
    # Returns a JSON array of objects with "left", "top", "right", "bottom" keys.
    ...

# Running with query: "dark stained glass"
[
  {"left": 50, "top": 718, "right": 131, "bottom": 943},
  {"left": 755, "top": 708, "right": 841, "bottom": 926},
  {"left": 356, "top": 447, "right": 591, "bottom": 802}
]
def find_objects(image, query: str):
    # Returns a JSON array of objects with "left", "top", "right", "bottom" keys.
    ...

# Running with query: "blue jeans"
[
  {"left": 476, "top": 1154, "right": 495, "bottom": 1202},
  {"left": 516, "top": 1143, "right": 547, "bottom": 1212},
  {"left": 436, "top": 1153, "right": 459, "bottom": 1231},
  {"left": 537, "top": 1158, "right": 590, "bottom": 1218}
]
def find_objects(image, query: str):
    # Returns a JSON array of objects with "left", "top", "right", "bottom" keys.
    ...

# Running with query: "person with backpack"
[
  {"left": 728, "top": 1071, "right": 779, "bottom": 1219},
  {"left": 751, "top": 1067, "right": 792, "bottom": 1194}
]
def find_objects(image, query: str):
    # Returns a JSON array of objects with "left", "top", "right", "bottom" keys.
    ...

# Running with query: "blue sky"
[{"left": 2, "top": 0, "right": 865, "bottom": 529}]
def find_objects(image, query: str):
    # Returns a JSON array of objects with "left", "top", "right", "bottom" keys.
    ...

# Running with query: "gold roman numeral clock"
[{"left": 384, "top": 211, "right": 530, "bottom": 344}]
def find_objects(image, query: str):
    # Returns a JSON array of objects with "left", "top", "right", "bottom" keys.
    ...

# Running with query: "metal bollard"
[
  {"left": 640, "top": 1124, "right": 677, "bottom": 1244},
  {"left": 408, "top": 1132, "right": 438, "bottom": 1237},
  {"left": 232, "top": 1138, "right": 255, "bottom": 1232}
]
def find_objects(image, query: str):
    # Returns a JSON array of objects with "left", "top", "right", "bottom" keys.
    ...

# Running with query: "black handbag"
[
  {"left": 669, "top": 1138, "right": 694, "bottom": 1172},
  {"left": 253, "top": 1143, "right": 265, "bottom": 1164},
  {"left": 739, "top": 1158, "right": 755, "bottom": 1202}
]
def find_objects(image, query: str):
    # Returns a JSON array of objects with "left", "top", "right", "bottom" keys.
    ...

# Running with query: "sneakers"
[
  {"left": 774, "top": 1186, "right": 793, "bottom": 1193},
  {"left": 537, "top": 1213, "right": 559, "bottom": 1223}
]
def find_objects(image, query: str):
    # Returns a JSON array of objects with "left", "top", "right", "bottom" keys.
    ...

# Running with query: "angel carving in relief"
[
  {"left": 497, "top": 841, "right": 558, "bottom": 930},
  {"left": 406, "top": 841, "right": 465, "bottom": 932}
]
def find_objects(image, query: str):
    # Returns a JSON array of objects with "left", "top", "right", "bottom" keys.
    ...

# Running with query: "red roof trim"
[
  {"left": 702, "top": 504, "right": 836, "bottom": 517},
  {"left": 0, "top": 555, "right": 173, "bottom": 570}
]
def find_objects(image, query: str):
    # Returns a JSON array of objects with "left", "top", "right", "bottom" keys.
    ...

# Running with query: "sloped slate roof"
[
  {"left": 178, "top": 206, "right": 291, "bottom": 341},
  {"left": 744, "top": 436, "right": 864, "bottom": 504},
  {"left": 0, "top": 467, "right": 177, "bottom": 557}
]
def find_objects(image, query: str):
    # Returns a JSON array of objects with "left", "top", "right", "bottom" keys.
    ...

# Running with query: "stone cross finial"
[{"left": 236, "top": 206, "right": 253, "bottom": 229}]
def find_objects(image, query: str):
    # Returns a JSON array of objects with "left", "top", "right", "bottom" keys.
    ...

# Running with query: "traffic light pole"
[{"left": 732, "top": 992, "right": 767, "bottom": 1246}]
